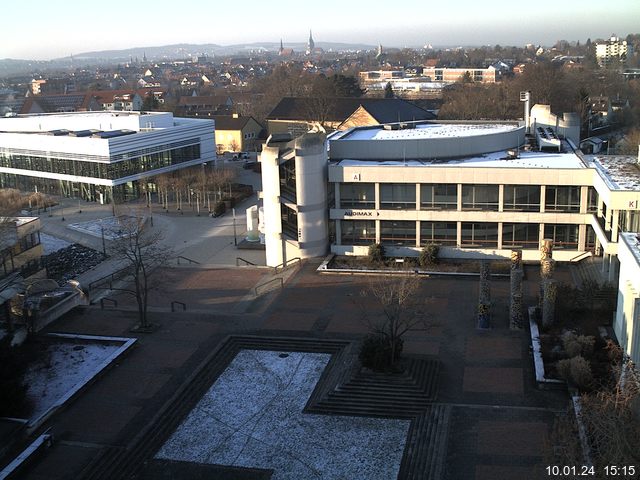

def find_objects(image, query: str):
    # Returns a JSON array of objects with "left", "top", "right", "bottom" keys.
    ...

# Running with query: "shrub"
[
  {"left": 419, "top": 244, "right": 439, "bottom": 267},
  {"left": 213, "top": 201, "right": 226, "bottom": 216},
  {"left": 359, "top": 334, "right": 403, "bottom": 371},
  {"left": 556, "top": 355, "right": 593, "bottom": 390},
  {"left": 368, "top": 243, "right": 385, "bottom": 264},
  {"left": 561, "top": 332, "right": 596, "bottom": 358}
]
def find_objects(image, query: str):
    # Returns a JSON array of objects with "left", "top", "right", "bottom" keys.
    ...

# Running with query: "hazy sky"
[{"left": 3, "top": 0, "right": 639, "bottom": 60}]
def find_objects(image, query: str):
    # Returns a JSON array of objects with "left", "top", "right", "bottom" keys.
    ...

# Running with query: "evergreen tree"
[{"left": 384, "top": 82, "right": 394, "bottom": 98}]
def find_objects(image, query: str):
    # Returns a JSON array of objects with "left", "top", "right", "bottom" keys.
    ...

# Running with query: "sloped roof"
[
  {"left": 178, "top": 95, "right": 232, "bottom": 107},
  {"left": 211, "top": 115, "right": 261, "bottom": 131},
  {"left": 266, "top": 97, "right": 435, "bottom": 123},
  {"left": 21, "top": 93, "right": 98, "bottom": 113}
]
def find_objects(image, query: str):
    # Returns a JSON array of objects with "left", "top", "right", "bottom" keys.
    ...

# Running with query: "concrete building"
[
  {"left": 0, "top": 111, "right": 215, "bottom": 203},
  {"left": 212, "top": 114, "right": 263, "bottom": 153},
  {"left": 257, "top": 113, "right": 640, "bottom": 270},
  {"left": 0, "top": 217, "right": 43, "bottom": 279},
  {"left": 596, "top": 35, "right": 632, "bottom": 67},
  {"left": 421, "top": 66, "right": 498, "bottom": 84},
  {"left": 615, "top": 232, "right": 640, "bottom": 365}
]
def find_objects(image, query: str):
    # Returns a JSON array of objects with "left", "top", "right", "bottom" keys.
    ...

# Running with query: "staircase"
[{"left": 570, "top": 256, "right": 605, "bottom": 288}]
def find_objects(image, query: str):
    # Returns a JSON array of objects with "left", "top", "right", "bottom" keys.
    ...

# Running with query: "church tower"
[
  {"left": 306, "top": 30, "right": 315, "bottom": 55},
  {"left": 279, "top": 38, "right": 284, "bottom": 56}
]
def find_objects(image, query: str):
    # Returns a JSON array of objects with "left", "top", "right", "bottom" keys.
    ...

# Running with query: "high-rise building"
[{"left": 596, "top": 35, "right": 632, "bottom": 67}]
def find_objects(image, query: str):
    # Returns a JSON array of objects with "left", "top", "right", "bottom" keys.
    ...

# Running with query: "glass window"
[
  {"left": 420, "top": 184, "right": 457, "bottom": 210},
  {"left": 502, "top": 223, "right": 539, "bottom": 248},
  {"left": 340, "top": 183, "right": 375, "bottom": 209},
  {"left": 281, "top": 204, "right": 298, "bottom": 240},
  {"left": 279, "top": 159, "right": 296, "bottom": 202},
  {"left": 545, "top": 186, "right": 581, "bottom": 212},
  {"left": 380, "top": 220, "right": 416, "bottom": 246},
  {"left": 340, "top": 220, "right": 376, "bottom": 245},
  {"left": 461, "top": 222, "right": 499, "bottom": 248},
  {"left": 380, "top": 184, "right": 415, "bottom": 210},
  {"left": 420, "top": 222, "right": 457, "bottom": 245},
  {"left": 544, "top": 224, "right": 579, "bottom": 249},
  {"left": 503, "top": 185, "right": 540, "bottom": 212},
  {"left": 587, "top": 187, "right": 598, "bottom": 213},
  {"left": 461, "top": 185, "right": 499, "bottom": 211}
]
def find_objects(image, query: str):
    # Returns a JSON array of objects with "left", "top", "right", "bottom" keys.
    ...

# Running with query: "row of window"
[
  {"left": 339, "top": 183, "right": 598, "bottom": 213},
  {"left": 0, "top": 144, "right": 201, "bottom": 181},
  {"left": 340, "top": 220, "right": 586, "bottom": 250}
]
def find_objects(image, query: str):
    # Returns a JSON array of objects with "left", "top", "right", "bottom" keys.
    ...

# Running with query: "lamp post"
[{"left": 232, "top": 208, "right": 237, "bottom": 246}]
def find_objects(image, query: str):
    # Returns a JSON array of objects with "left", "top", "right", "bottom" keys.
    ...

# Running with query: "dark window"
[
  {"left": 380, "top": 184, "right": 415, "bottom": 210},
  {"left": 545, "top": 186, "right": 581, "bottom": 212},
  {"left": 420, "top": 184, "right": 457, "bottom": 210},
  {"left": 420, "top": 222, "right": 457, "bottom": 245},
  {"left": 279, "top": 159, "right": 296, "bottom": 202},
  {"left": 544, "top": 224, "right": 579, "bottom": 249},
  {"left": 340, "top": 183, "right": 375, "bottom": 209},
  {"left": 461, "top": 222, "right": 499, "bottom": 248},
  {"left": 502, "top": 223, "right": 539, "bottom": 248},
  {"left": 587, "top": 187, "right": 598, "bottom": 213},
  {"left": 281, "top": 204, "right": 298, "bottom": 240},
  {"left": 380, "top": 220, "right": 416, "bottom": 246},
  {"left": 461, "top": 185, "right": 499, "bottom": 211},
  {"left": 340, "top": 220, "right": 376, "bottom": 245},
  {"left": 503, "top": 185, "right": 540, "bottom": 212}
]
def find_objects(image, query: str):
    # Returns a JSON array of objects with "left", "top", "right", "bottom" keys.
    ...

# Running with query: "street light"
[{"left": 232, "top": 208, "right": 237, "bottom": 246}]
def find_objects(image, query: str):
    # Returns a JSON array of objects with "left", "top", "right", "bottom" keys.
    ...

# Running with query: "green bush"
[
  {"left": 359, "top": 334, "right": 403, "bottom": 371},
  {"left": 419, "top": 244, "right": 439, "bottom": 267},
  {"left": 368, "top": 243, "right": 385, "bottom": 264}
]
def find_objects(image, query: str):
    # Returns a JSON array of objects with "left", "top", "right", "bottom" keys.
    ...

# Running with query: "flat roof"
[
  {"left": 620, "top": 233, "right": 640, "bottom": 266},
  {"left": 588, "top": 155, "right": 640, "bottom": 191},
  {"left": 335, "top": 148, "right": 587, "bottom": 170},
  {"left": 338, "top": 122, "right": 520, "bottom": 141}
]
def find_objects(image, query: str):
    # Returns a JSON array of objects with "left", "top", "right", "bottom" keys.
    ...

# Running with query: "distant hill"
[{"left": 67, "top": 41, "right": 378, "bottom": 61}]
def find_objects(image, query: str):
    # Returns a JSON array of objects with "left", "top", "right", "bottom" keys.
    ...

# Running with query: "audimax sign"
[{"left": 344, "top": 210, "right": 380, "bottom": 217}]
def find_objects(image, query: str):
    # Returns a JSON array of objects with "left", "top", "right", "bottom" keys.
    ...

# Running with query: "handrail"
[
  {"left": 254, "top": 277, "right": 284, "bottom": 296},
  {"left": 171, "top": 301, "right": 186, "bottom": 312},
  {"left": 176, "top": 255, "right": 200, "bottom": 265},
  {"left": 569, "top": 251, "right": 593, "bottom": 263},
  {"left": 100, "top": 297, "right": 118, "bottom": 309},
  {"left": 273, "top": 257, "right": 302, "bottom": 274},
  {"left": 236, "top": 257, "right": 257, "bottom": 266},
  {"left": 88, "top": 266, "right": 130, "bottom": 292}
]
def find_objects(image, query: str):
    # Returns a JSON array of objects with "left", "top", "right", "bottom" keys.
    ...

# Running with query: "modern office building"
[
  {"left": 0, "top": 111, "right": 215, "bottom": 202},
  {"left": 615, "top": 232, "right": 640, "bottom": 365},
  {"left": 258, "top": 113, "right": 640, "bottom": 276}
]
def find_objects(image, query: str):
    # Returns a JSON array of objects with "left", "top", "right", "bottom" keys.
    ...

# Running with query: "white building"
[
  {"left": 0, "top": 111, "right": 215, "bottom": 203},
  {"left": 615, "top": 233, "right": 640, "bottom": 365},
  {"left": 258, "top": 113, "right": 640, "bottom": 272},
  {"left": 596, "top": 35, "right": 632, "bottom": 67}
]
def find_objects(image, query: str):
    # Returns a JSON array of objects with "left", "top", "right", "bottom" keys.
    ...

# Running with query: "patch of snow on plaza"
[
  {"left": 67, "top": 215, "right": 141, "bottom": 240},
  {"left": 39, "top": 233, "right": 71, "bottom": 254},
  {"left": 24, "top": 342, "right": 120, "bottom": 421},
  {"left": 156, "top": 350, "right": 410, "bottom": 480}
]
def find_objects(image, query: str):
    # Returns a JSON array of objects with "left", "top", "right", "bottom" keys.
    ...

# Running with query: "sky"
[{"left": 2, "top": 0, "right": 639, "bottom": 60}]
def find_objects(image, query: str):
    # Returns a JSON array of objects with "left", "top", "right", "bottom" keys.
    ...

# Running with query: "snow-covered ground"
[
  {"left": 67, "top": 215, "right": 139, "bottom": 240},
  {"left": 24, "top": 341, "right": 121, "bottom": 421},
  {"left": 39, "top": 233, "right": 71, "bottom": 254},
  {"left": 156, "top": 350, "right": 409, "bottom": 480}
]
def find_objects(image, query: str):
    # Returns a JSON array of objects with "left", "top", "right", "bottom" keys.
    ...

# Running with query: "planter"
[{"left": 529, "top": 306, "right": 565, "bottom": 388}]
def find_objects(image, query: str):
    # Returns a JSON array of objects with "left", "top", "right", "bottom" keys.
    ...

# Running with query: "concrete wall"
[
  {"left": 614, "top": 233, "right": 640, "bottom": 365},
  {"left": 530, "top": 104, "right": 580, "bottom": 146}
]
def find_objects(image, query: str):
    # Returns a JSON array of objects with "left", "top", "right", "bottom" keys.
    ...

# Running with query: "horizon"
[{"left": 2, "top": 0, "right": 639, "bottom": 61}]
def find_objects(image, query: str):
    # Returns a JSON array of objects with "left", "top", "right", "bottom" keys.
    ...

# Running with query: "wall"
[{"left": 614, "top": 233, "right": 640, "bottom": 365}]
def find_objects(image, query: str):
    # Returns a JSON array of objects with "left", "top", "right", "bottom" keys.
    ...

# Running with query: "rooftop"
[
  {"left": 338, "top": 122, "right": 520, "bottom": 141},
  {"left": 588, "top": 155, "right": 640, "bottom": 191},
  {"left": 335, "top": 147, "right": 586, "bottom": 169},
  {"left": 620, "top": 233, "right": 640, "bottom": 266}
]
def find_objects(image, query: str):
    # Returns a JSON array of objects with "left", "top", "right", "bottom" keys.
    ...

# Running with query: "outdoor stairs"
[
  {"left": 308, "top": 357, "right": 440, "bottom": 418},
  {"left": 397, "top": 404, "right": 451, "bottom": 480},
  {"left": 570, "top": 256, "right": 605, "bottom": 288}
]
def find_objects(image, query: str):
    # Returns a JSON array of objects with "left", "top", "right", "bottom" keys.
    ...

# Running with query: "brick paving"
[{"left": 10, "top": 262, "right": 574, "bottom": 480}]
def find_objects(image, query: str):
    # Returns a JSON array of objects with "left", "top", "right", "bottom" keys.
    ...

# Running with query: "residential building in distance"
[
  {"left": 257, "top": 108, "right": 640, "bottom": 278},
  {"left": 91, "top": 90, "right": 143, "bottom": 111},
  {"left": 266, "top": 97, "right": 435, "bottom": 136},
  {"left": 596, "top": 35, "right": 632, "bottom": 67},
  {"left": 421, "top": 66, "right": 498, "bottom": 83},
  {"left": 175, "top": 95, "right": 234, "bottom": 117},
  {"left": 0, "top": 111, "right": 215, "bottom": 202},
  {"left": 0, "top": 217, "right": 43, "bottom": 280},
  {"left": 212, "top": 114, "right": 263, "bottom": 153}
]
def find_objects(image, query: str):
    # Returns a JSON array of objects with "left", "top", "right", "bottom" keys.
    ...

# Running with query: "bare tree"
[
  {"left": 108, "top": 213, "right": 172, "bottom": 329},
  {"left": 357, "top": 273, "right": 433, "bottom": 367}
]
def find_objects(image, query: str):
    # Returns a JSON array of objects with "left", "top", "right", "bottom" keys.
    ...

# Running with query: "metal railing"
[
  {"left": 89, "top": 266, "right": 130, "bottom": 292},
  {"left": 273, "top": 257, "right": 302, "bottom": 274},
  {"left": 236, "top": 257, "right": 257, "bottom": 266},
  {"left": 569, "top": 251, "right": 593, "bottom": 263},
  {"left": 254, "top": 277, "right": 284, "bottom": 296},
  {"left": 176, "top": 255, "right": 200, "bottom": 265},
  {"left": 100, "top": 297, "right": 118, "bottom": 309}
]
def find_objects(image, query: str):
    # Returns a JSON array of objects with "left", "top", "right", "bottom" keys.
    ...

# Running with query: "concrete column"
[
  {"left": 497, "top": 222, "right": 504, "bottom": 250},
  {"left": 539, "top": 185, "right": 546, "bottom": 213},
  {"left": 415, "top": 220, "right": 421, "bottom": 246},
  {"left": 605, "top": 205, "right": 613, "bottom": 231},
  {"left": 597, "top": 197, "right": 604, "bottom": 217},
  {"left": 579, "top": 186, "right": 589, "bottom": 214},
  {"left": 375, "top": 219, "right": 380, "bottom": 244},
  {"left": 608, "top": 255, "right": 618, "bottom": 283},
  {"left": 457, "top": 184, "right": 463, "bottom": 211},
  {"left": 456, "top": 221, "right": 462, "bottom": 247},
  {"left": 578, "top": 224, "right": 587, "bottom": 252},
  {"left": 416, "top": 183, "right": 421, "bottom": 211},
  {"left": 611, "top": 209, "right": 619, "bottom": 242},
  {"left": 334, "top": 183, "right": 341, "bottom": 209},
  {"left": 374, "top": 183, "right": 380, "bottom": 210},
  {"left": 498, "top": 184, "right": 504, "bottom": 213}
]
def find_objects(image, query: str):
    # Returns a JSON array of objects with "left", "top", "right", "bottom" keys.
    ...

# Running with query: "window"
[
  {"left": 420, "top": 222, "right": 457, "bottom": 245},
  {"left": 502, "top": 223, "right": 539, "bottom": 248},
  {"left": 380, "top": 221, "right": 416, "bottom": 246},
  {"left": 461, "top": 185, "right": 499, "bottom": 211},
  {"left": 340, "top": 183, "right": 375, "bottom": 209},
  {"left": 545, "top": 186, "right": 581, "bottom": 212},
  {"left": 587, "top": 187, "right": 598, "bottom": 213},
  {"left": 420, "top": 184, "right": 457, "bottom": 210},
  {"left": 279, "top": 159, "right": 296, "bottom": 202},
  {"left": 544, "top": 224, "right": 579, "bottom": 249},
  {"left": 380, "top": 184, "right": 415, "bottom": 209},
  {"left": 461, "top": 222, "right": 499, "bottom": 248},
  {"left": 281, "top": 204, "right": 298, "bottom": 239},
  {"left": 503, "top": 185, "right": 540, "bottom": 212},
  {"left": 618, "top": 210, "right": 640, "bottom": 233},
  {"left": 340, "top": 220, "right": 376, "bottom": 245}
]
